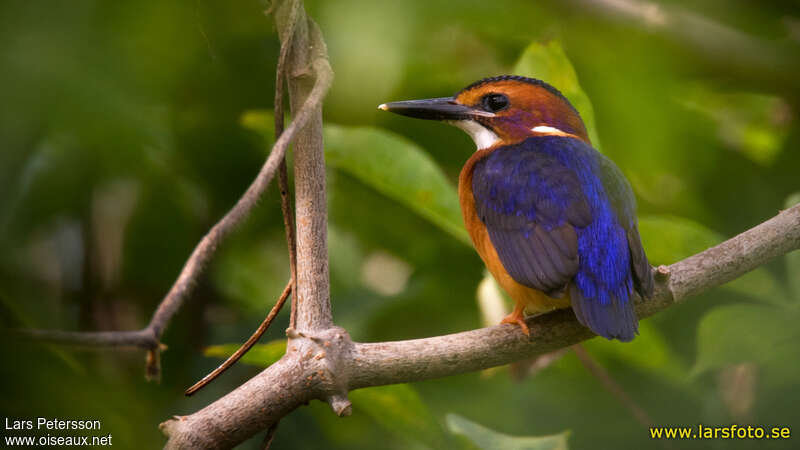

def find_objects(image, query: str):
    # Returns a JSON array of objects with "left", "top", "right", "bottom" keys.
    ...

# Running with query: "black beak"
[{"left": 378, "top": 97, "right": 480, "bottom": 121}]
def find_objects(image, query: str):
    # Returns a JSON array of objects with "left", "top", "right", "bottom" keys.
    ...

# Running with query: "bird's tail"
[{"left": 570, "top": 284, "right": 638, "bottom": 342}]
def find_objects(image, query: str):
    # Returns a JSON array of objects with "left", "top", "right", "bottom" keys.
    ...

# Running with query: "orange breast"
[{"left": 458, "top": 148, "right": 571, "bottom": 313}]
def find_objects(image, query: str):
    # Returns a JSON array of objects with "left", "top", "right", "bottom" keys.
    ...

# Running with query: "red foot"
[{"left": 500, "top": 306, "right": 530, "bottom": 336}]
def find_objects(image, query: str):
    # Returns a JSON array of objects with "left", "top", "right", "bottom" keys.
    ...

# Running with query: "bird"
[{"left": 379, "top": 75, "right": 654, "bottom": 341}]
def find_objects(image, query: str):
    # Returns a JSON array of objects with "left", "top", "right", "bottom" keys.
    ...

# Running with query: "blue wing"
[
  {"left": 472, "top": 135, "right": 653, "bottom": 341},
  {"left": 472, "top": 141, "right": 592, "bottom": 295}
]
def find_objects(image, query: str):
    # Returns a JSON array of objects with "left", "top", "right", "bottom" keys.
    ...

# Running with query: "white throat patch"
[{"left": 448, "top": 120, "right": 500, "bottom": 150}]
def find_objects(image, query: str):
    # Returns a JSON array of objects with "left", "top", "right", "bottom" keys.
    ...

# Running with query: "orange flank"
[
  {"left": 459, "top": 146, "right": 571, "bottom": 336},
  {"left": 379, "top": 75, "right": 655, "bottom": 342}
]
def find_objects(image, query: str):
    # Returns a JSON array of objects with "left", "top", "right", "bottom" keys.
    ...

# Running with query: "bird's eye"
[{"left": 481, "top": 93, "right": 509, "bottom": 113}]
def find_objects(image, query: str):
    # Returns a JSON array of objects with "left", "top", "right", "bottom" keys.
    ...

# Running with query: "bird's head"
[{"left": 380, "top": 75, "right": 589, "bottom": 150}]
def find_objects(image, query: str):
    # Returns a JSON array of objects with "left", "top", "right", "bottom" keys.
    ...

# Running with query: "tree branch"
[
  {"left": 572, "top": 344, "right": 653, "bottom": 427},
  {"left": 145, "top": 15, "right": 331, "bottom": 340},
  {"left": 161, "top": 350, "right": 316, "bottom": 449},
  {"left": 273, "top": 0, "right": 300, "bottom": 330},
  {"left": 280, "top": 5, "right": 334, "bottom": 333},
  {"left": 183, "top": 278, "right": 293, "bottom": 396},
  {"left": 15, "top": 0, "right": 798, "bottom": 447},
  {"left": 11, "top": 0, "right": 328, "bottom": 380},
  {"left": 350, "top": 204, "right": 800, "bottom": 386},
  {"left": 161, "top": 205, "right": 800, "bottom": 448},
  {"left": 13, "top": 328, "right": 158, "bottom": 349},
  {"left": 568, "top": 0, "right": 800, "bottom": 90}
]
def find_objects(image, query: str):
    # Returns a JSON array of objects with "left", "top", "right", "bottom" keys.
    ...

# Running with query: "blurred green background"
[{"left": 1, "top": 0, "right": 799, "bottom": 448}]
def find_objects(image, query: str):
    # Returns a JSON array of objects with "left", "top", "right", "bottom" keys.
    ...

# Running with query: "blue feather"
[{"left": 472, "top": 135, "right": 650, "bottom": 341}]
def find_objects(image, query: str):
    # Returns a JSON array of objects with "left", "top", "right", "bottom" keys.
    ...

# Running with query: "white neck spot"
[
  {"left": 531, "top": 125, "right": 566, "bottom": 134},
  {"left": 448, "top": 120, "right": 500, "bottom": 150}
]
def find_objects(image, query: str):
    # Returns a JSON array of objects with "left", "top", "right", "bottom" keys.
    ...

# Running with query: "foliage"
[
  {"left": 1, "top": 1, "right": 798, "bottom": 449},
  {"left": 447, "top": 414, "right": 569, "bottom": 450},
  {"left": 242, "top": 110, "right": 470, "bottom": 244},
  {"left": 692, "top": 304, "right": 800, "bottom": 381},
  {"left": 204, "top": 340, "right": 287, "bottom": 367},
  {"left": 513, "top": 41, "right": 601, "bottom": 150}
]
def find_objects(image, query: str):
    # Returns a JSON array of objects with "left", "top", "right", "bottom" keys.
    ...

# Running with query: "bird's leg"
[{"left": 500, "top": 301, "right": 530, "bottom": 336}]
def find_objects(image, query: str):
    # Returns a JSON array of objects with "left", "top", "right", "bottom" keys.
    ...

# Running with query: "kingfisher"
[{"left": 379, "top": 75, "right": 654, "bottom": 341}]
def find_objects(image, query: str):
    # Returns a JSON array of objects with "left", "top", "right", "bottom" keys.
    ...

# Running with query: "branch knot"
[{"left": 287, "top": 326, "right": 353, "bottom": 416}]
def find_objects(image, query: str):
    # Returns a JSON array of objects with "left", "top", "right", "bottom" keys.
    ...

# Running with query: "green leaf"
[
  {"left": 328, "top": 224, "right": 366, "bottom": 291},
  {"left": 324, "top": 124, "right": 470, "bottom": 245},
  {"left": 638, "top": 214, "right": 722, "bottom": 265},
  {"left": 0, "top": 289, "right": 85, "bottom": 375},
  {"left": 281, "top": 42, "right": 602, "bottom": 249},
  {"left": 692, "top": 304, "right": 800, "bottom": 377},
  {"left": 639, "top": 214, "right": 788, "bottom": 305},
  {"left": 446, "top": 414, "right": 569, "bottom": 450},
  {"left": 680, "top": 84, "right": 790, "bottom": 166},
  {"left": 585, "top": 321, "right": 686, "bottom": 386},
  {"left": 211, "top": 237, "right": 290, "bottom": 313},
  {"left": 240, "top": 110, "right": 469, "bottom": 245},
  {"left": 726, "top": 268, "right": 792, "bottom": 306},
  {"left": 240, "top": 109, "right": 277, "bottom": 146},
  {"left": 785, "top": 193, "right": 800, "bottom": 301},
  {"left": 350, "top": 384, "right": 451, "bottom": 449},
  {"left": 203, "top": 339, "right": 286, "bottom": 367},
  {"left": 512, "top": 41, "right": 601, "bottom": 151}
]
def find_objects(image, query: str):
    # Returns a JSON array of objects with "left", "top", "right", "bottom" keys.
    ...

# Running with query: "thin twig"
[
  {"left": 10, "top": 11, "right": 328, "bottom": 379},
  {"left": 572, "top": 344, "right": 674, "bottom": 450},
  {"left": 261, "top": 422, "right": 279, "bottom": 450},
  {"left": 162, "top": 204, "right": 800, "bottom": 448},
  {"left": 182, "top": 0, "right": 301, "bottom": 397},
  {"left": 572, "top": 344, "right": 653, "bottom": 426},
  {"left": 569, "top": 0, "right": 799, "bottom": 88},
  {"left": 163, "top": 0, "right": 800, "bottom": 445},
  {"left": 145, "top": 56, "right": 329, "bottom": 339},
  {"left": 279, "top": 164, "right": 298, "bottom": 330},
  {"left": 508, "top": 347, "right": 570, "bottom": 380},
  {"left": 146, "top": 347, "right": 162, "bottom": 382},
  {"left": 12, "top": 328, "right": 157, "bottom": 349},
  {"left": 273, "top": 0, "right": 300, "bottom": 329},
  {"left": 184, "top": 278, "right": 292, "bottom": 396}
]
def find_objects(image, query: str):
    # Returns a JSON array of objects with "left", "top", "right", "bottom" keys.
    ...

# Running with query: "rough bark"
[{"left": 161, "top": 204, "right": 800, "bottom": 448}]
